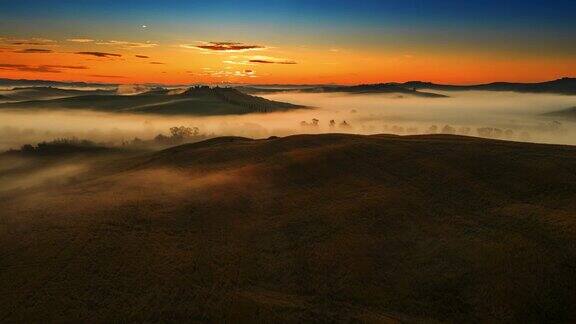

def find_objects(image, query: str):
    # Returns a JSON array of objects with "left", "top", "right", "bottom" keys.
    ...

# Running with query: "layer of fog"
[{"left": 1, "top": 91, "right": 575, "bottom": 151}]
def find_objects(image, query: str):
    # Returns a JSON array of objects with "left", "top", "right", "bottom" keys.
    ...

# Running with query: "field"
[{"left": 1, "top": 134, "right": 576, "bottom": 322}]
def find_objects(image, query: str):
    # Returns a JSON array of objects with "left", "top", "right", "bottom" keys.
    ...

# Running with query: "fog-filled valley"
[{"left": 1, "top": 87, "right": 575, "bottom": 152}]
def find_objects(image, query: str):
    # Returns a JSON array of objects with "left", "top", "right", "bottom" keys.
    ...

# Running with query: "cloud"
[
  {"left": 248, "top": 55, "right": 297, "bottom": 64},
  {"left": 0, "top": 64, "right": 88, "bottom": 73},
  {"left": 149, "top": 61, "right": 165, "bottom": 65},
  {"left": 249, "top": 59, "right": 296, "bottom": 64},
  {"left": 96, "top": 40, "right": 158, "bottom": 48},
  {"left": 135, "top": 55, "right": 149, "bottom": 58},
  {"left": 74, "top": 51, "right": 122, "bottom": 58},
  {"left": 197, "top": 69, "right": 258, "bottom": 78},
  {"left": 183, "top": 41, "right": 264, "bottom": 52},
  {"left": 223, "top": 60, "right": 255, "bottom": 66},
  {"left": 13, "top": 48, "right": 53, "bottom": 53},
  {"left": 5, "top": 38, "right": 56, "bottom": 46},
  {"left": 88, "top": 74, "right": 126, "bottom": 78},
  {"left": 67, "top": 38, "right": 94, "bottom": 43}
]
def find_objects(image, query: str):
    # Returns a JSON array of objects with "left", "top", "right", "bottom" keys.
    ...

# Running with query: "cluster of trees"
[
  {"left": 154, "top": 126, "right": 200, "bottom": 145},
  {"left": 124, "top": 126, "right": 204, "bottom": 147},
  {"left": 19, "top": 137, "right": 103, "bottom": 154},
  {"left": 299, "top": 119, "right": 352, "bottom": 129}
]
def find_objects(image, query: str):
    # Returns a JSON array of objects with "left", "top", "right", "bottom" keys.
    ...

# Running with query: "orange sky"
[{"left": 1, "top": 37, "right": 575, "bottom": 85}]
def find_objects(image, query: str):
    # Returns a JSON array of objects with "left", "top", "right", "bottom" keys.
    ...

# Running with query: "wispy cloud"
[
  {"left": 88, "top": 74, "right": 126, "bottom": 78},
  {"left": 67, "top": 38, "right": 94, "bottom": 43},
  {"left": 182, "top": 41, "right": 265, "bottom": 52},
  {"left": 224, "top": 55, "right": 296, "bottom": 66},
  {"left": 13, "top": 48, "right": 53, "bottom": 53},
  {"left": 0, "top": 63, "right": 87, "bottom": 73},
  {"left": 74, "top": 51, "right": 122, "bottom": 58},
  {"left": 249, "top": 59, "right": 296, "bottom": 64},
  {"left": 96, "top": 40, "right": 158, "bottom": 48},
  {"left": 135, "top": 55, "right": 149, "bottom": 58},
  {"left": 223, "top": 60, "right": 255, "bottom": 66},
  {"left": 248, "top": 55, "right": 297, "bottom": 64},
  {"left": 149, "top": 61, "right": 165, "bottom": 65},
  {"left": 197, "top": 68, "right": 258, "bottom": 78},
  {"left": 5, "top": 38, "right": 56, "bottom": 46}
]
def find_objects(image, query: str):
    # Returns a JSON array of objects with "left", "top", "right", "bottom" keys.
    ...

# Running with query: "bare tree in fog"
[
  {"left": 339, "top": 120, "right": 351, "bottom": 129},
  {"left": 441, "top": 125, "right": 456, "bottom": 134},
  {"left": 458, "top": 127, "right": 471, "bottom": 135}
]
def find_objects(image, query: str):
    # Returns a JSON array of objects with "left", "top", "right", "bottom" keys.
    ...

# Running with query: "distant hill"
[
  {"left": 542, "top": 106, "right": 576, "bottom": 119},
  {"left": 0, "top": 86, "right": 308, "bottom": 115},
  {"left": 0, "top": 86, "right": 116, "bottom": 101},
  {"left": 0, "top": 78, "right": 116, "bottom": 88},
  {"left": 236, "top": 84, "right": 448, "bottom": 97},
  {"left": 235, "top": 77, "right": 576, "bottom": 96},
  {"left": 2, "top": 134, "right": 576, "bottom": 322},
  {"left": 404, "top": 77, "right": 576, "bottom": 95},
  {"left": 306, "top": 83, "right": 448, "bottom": 97}
]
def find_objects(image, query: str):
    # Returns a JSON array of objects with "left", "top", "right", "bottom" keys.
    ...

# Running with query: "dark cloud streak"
[
  {"left": 249, "top": 59, "right": 297, "bottom": 65},
  {"left": 0, "top": 64, "right": 88, "bottom": 73},
  {"left": 195, "top": 42, "right": 264, "bottom": 51},
  {"left": 74, "top": 51, "right": 122, "bottom": 58},
  {"left": 88, "top": 74, "right": 126, "bottom": 78},
  {"left": 14, "top": 48, "right": 53, "bottom": 53}
]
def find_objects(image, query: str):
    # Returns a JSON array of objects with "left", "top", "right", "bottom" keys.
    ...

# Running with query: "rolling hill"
[
  {"left": 0, "top": 78, "right": 116, "bottom": 89},
  {"left": 542, "top": 106, "right": 576, "bottom": 120},
  {"left": 1, "top": 134, "right": 576, "bottom": 322},
  {"left": 236, "top": 84, "right": 448, "bottom": 97},
  {"left": 0, "top": 86, "right": 307, "bottom": 115},
  {"left": 236, "top": 77, "right": 576, "bottom": 96},
  {"left": 0, "top": 86, "right": 116, "bottom": 101},
  {"left": 404, "top": 77, "right": 576, "bottom": 95}
]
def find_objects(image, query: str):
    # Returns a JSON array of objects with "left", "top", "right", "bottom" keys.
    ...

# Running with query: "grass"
[{"left": 1, "top": 133, "right": 576, "bottom": 322}]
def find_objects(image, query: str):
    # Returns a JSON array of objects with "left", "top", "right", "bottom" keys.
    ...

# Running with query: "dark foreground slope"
[
  {"left": 0, "top": 87, "right": 306, "bottom": 115},
  {"left": 1, "top": 134, "right": 576, "bottom": 322}
]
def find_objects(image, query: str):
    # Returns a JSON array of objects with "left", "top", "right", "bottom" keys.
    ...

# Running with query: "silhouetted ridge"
[{"left": 404, "top": 77, "right": 576, "bottom": 94}]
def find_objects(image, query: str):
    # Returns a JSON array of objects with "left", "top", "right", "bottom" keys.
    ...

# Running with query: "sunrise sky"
[{"left": 0, "top": 0, "right": 575, "bottom": 85}]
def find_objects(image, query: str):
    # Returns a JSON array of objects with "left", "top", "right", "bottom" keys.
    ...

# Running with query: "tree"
[
  {"left": 154, "top": 134, "right": 171, "bottom": 145},
  {"left": 20, "top": 144, "right": 34, "bottom": 153},
  {"left": 441, "top": 125, "right": 456, "bottom": 134},
  {"left": 169, "top": 126, "right": 199, "bottom": 140}
]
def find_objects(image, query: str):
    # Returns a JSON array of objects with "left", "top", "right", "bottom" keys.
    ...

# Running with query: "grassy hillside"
[
  {"left": 0, "top": 87, "right": 307, "bottom": 115},
  {"left": 1, "top": 134, "right": 576, "bottom": 322}
]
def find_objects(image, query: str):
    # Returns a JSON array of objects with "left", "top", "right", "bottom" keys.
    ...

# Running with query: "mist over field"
[{"left": 1, "top": 90, "right": 575, "bottom": 151}]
